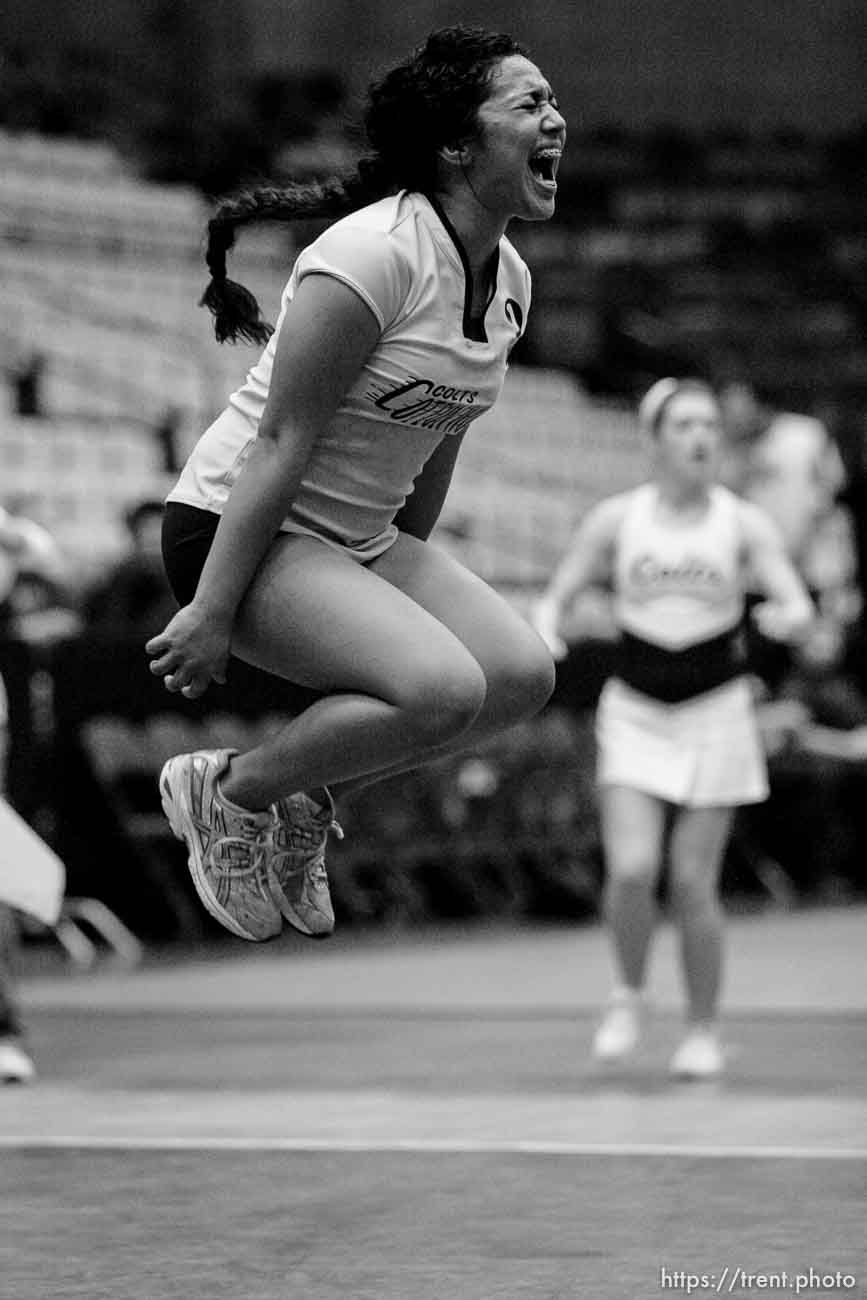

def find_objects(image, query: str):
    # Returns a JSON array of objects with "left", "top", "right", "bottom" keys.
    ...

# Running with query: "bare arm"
[
  {"left": 740, "top": 500, "right": 815, "bottom": 642},
  {"left": 532, "top": 496, "right": 625, "bottom": 658},
  {"left": 146, "top": 274, "right": 381, "bottom": 697},
  {"left": 393, "top": 431, "right": 466, "bottom": 541}
]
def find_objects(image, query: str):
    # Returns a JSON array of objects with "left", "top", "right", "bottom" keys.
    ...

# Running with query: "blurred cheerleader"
[{"left": 534, "top": 379, "right": 813, "bottom": 1078}]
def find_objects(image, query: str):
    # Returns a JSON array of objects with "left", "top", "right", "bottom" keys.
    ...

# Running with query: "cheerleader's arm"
[{"left": 740, "top": 500, "right": 816, "bottom": 643}]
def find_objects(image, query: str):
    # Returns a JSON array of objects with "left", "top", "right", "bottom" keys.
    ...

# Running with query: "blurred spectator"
[
  {"left": 0, "top": 499, "right": 79, "bottom": 647},
  {"left": 0, "top": 665, "right": 25, "bottom": 1080},
  {"left": 751, "top": 617, "right": 867, "bottom": 898},
  {"left": 7, "top": 351, "right": 45, "bottom": 418},
  {"left": 0, "top": 504, "right": 56, "bottom": 1084},
  {"left": 153, "top": 406, "right": 182, "bottom": 476},
  {"left": 0, "top": 901, "right": 33, "bottom": 1083},
  {"left": 81, "top": 500, "right": 177, "bottom": 641},
  {"left": 720, "top": 383, "right": 849, "bottom": 563},
  {"left": 720, "top": 380, "right": 859, "bottom": 632},
  {"left": 838, "top": 416, "right": 867, "bottom": 650}
]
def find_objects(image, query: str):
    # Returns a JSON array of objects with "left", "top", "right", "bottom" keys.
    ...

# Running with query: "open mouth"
[{"left": 528, "top": 147, "right": 561, "bottom": 190}]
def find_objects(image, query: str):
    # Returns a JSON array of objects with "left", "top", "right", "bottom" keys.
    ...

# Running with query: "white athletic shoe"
[
  {"left": 159, "top": 749, "right": 281, "bottom": 942},
  {"left": 670, "top": 1027, "right": 725, "bottom": 1080},
  {"left": 268, "top": 790, "right": 343, "bottom": 938},
  {"left": 0, "top": 1037, "right": 36, "bottom": 1084},
  {"left": 592, "top": 987, "right": 645, "bottom": 1062}
]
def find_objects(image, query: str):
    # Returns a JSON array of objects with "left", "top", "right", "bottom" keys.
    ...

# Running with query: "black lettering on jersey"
[
  {"left": 367, "top": 376, "right": 484, "bottom": 434},
  {"left": 628, "top": 553, "right": 727, "bottom": 598}
]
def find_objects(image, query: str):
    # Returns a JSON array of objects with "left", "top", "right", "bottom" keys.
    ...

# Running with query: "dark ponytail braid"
[{"left": 199, "top": 169, "right": 393, "bottom": 344}]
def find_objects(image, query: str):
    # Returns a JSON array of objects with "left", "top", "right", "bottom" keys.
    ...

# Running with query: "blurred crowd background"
[{"left": 1, "top": 0, "right": 866, "bottom": 948}]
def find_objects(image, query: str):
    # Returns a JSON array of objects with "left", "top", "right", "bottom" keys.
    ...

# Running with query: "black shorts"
[
  {"left": 161, "top": 501, "right": 223, "bottom": 607},
  {"left": 160, "top": 501, "right": 321, "bottom": 714}
]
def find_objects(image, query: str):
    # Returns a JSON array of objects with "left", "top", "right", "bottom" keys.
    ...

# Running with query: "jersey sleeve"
[{"left": 293, "top": 223, "right": 410, "bottom": 331}]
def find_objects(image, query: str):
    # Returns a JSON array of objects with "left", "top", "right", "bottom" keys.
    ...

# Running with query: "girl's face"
[
  {"left": 462, "top": 55, "right": 566, "bottom": 222},
  {"left": 655, "top": 389, "right": 723, "bottom": 486}
]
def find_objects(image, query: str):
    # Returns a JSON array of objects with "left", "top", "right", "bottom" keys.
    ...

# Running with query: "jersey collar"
[{"left": 423, "top": 193, "right": 500, "bottom": 343}]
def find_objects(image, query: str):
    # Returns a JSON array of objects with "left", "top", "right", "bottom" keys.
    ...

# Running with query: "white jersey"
[
  {"left": 613, "top": 483, "right": 745, "bottom": 650},
  {"left": 168, "top": 190, "right": 531, "bottom": 560}
]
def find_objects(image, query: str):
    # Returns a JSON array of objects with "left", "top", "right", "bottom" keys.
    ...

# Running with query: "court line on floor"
[{"left": 1, "top": 1135, "right": 864, "bottom": 1159}]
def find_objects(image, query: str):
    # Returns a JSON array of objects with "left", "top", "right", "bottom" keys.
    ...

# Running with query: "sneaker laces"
[
  {"left": 302, "top": 845, "right": 328, "bottom": 887},
  {"left": 211, "top": 816, "right": 271, "bottom": 879},
  {"left": 271, "top": 807, "right": 344, "bottom": 882}
]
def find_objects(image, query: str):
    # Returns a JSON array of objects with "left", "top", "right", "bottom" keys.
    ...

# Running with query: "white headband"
[{"left": 637, "top": 378, "right": 681, "bottom": 435}]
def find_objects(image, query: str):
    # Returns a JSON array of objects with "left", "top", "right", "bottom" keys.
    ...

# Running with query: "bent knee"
[
  {"left": 670, "top": 871, "right": 719, "bottom": 914},
  {"left": 524, "top": 648, "right": 557, "bottom": 715},
  {"left": 490, "top": 646, "right": 557, "bottom": 726},
  {"left": 400, "top": 661, "right": 487, "bottom": 746}
]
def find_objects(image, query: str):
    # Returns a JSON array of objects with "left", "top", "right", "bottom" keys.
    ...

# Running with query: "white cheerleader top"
[{"left": 613, "top": 483, "right": 745, "bottom": 649}]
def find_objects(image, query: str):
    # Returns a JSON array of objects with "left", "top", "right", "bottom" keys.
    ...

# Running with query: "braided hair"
[{"left": 200, "top": 26, "right": 526, "bottom": 344}]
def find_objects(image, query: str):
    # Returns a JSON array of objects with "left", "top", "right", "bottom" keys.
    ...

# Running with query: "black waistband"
[{"left": 615, "top": 624, "right": 747, "bottom": 703}]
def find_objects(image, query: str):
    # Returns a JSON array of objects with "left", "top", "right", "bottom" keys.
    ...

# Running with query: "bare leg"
[
  {"left": 330, "top": 533, "right": 556, "bottom": 797},
  {"left": 598, "top": 785, "right": 668, "bottom": 990},
  {"left": 218, "top": 532, "right": 553, "bottom": 810},
  {"left": 668, "top": 804, "right": 734, "bottom": 1023},
  {"left": 0, "top": 720, "right": 23, "bottom": 1040},
  {"left": 0, "top": 904, "right": 22, "bottom": 1039}
]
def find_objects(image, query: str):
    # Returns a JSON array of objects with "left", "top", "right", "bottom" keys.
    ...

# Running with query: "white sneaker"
[
  {"left": 160, "top": 749, "right": 281, "bottom": 942},
  {"left": 268, "top": 790, "right": 343, "bottom": 938},
  {"left": 592, "top": 988, "right": 645, "bottom": 1062},
  {"left": 670, "top": 1027, "right": 725, "bottom": 1080},
  {"left": 0, "top": 1037, "right": 36, "bottom": 1084}
]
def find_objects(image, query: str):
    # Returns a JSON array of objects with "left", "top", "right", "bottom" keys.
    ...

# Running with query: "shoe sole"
[
  {"left": 670, "top": 1062, "right": 725, "bottom": 1080},
  {"left": 592, "top": 1024, "right": 642, "bottom": 1063},
  {"left": 267, "top": 874, "right": 333, "bottom": 940},
  {"left": 592, "top": 1044, "right": 639, "bottom": 1064},
  {"left": 670, "top": 1049, "right": 726, "bottom": 1080},
  {"left": 159, "top": 758, "right": 272, "bottom": 943}
]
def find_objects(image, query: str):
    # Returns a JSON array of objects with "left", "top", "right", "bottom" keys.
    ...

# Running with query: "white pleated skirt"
[{"left": 595, "top": 675, "right": 769, "bottom": 807}]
